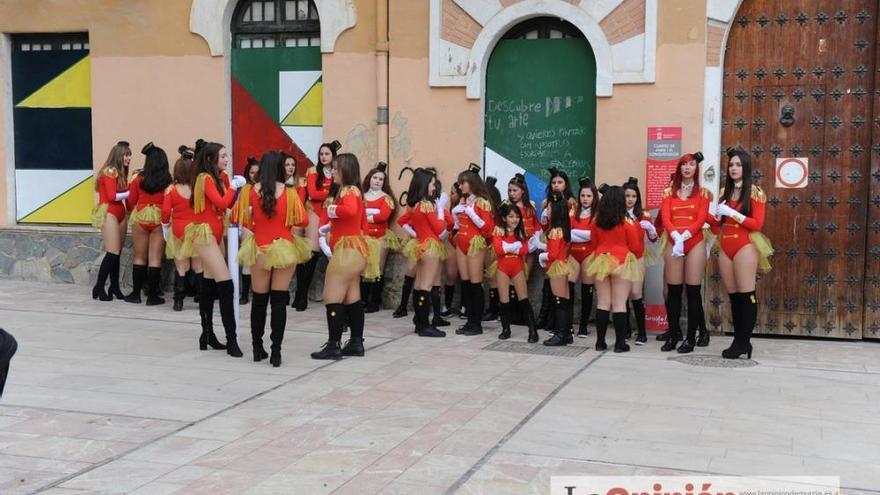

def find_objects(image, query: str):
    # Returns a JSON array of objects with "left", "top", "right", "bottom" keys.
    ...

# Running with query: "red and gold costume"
[
  {"left": 181, "top": 173, "right": 235, "bottom": 253},
  {"left": 92, "top": 168, "right": 127, "bottom": 228},
  {"left": 660, "top": 186, "right": 712, "bottom": 254},
  {"left": 569, "top": 208, "right": 594, "bottom": 264},
  {"left": 363, "top": 192, "right": 402, "bottom": 252},
  {"left": 454, "top": 196, "right": 495, "bottom": 255},
  {"left": 126, "top": 172, "right": 164, "bottom": 232},
  {"left": 520, "top": 201, "right": 540, "bottom": 238},
  {"left": 306, "top": 166, "right": 332, "bottom": 217},
  {"left": 161, "top": 185, "right": 196, "bottom": 259},
  {"left": 712, "top": 185, "right": 773, "bottom": 273},
  {"left": 544, "top": 227, "right": 572, "bottom": 279},
  {"left": 401, "top": 201, "right": 447, "bottom": 262},
  {"left": 586, "top": 219, "right": 644, "bottom": 282},
  {"left": 492, "top": 231, "right": 529, "bottom": 278},
  {"left": 323, "top": 186, "right": 379, "bottom": 279},
  {"left": 236, "top": 185, "right": 311, "bottom": 269}
]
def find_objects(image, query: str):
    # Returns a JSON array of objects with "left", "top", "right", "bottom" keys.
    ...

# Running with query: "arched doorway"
[
  {"left": 483, "top": 17, "right": 597, "bottom": 194},
  {"left": 230, "top": 0, "right": 322, "bottom": 175},
  {"left": 708, "top": 0, "right": 878, "bottom": 339}
]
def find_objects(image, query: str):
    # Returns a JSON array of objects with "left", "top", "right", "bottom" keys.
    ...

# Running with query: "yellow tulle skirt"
[
  {"left": 402, "top": 237, "right": 446, "bottom": 264},
  {"left": 750, "top": 231, "right": 774, "bottom": 273},
  {"left": 327, "top": 235, "right": 379, "bottom": 280},
  {"left": 91, "top": 203, "right": 109, "bottom": 229},
  {"left": 546, "top": 259, "right": 574, "bottom": 279},
  {"left": 585, "top": 252, "right": 644, "bottom": 282},
  {"left": 129, "top": 204, "right": 161, "bottom": 226},
  {"left": 384, "top": 230, "right": 403, "bottom": 252},
  {"left": 467, "top": 235, "right": 487, "bottom": 256},
  {"left": 180, "top": 223, "right": 215, "bottom": 258},
  {"left": 165, "top": 233, "right": 180, "bottom": 259},
  {"left": 484, "top": 248, "right": 498, "bottom": 278},
  {"left": 238, "top": 235, "right": 311, "bottom": 269},
  {"left": 363, "top": 236, "right": 383, "bottom": 281}
]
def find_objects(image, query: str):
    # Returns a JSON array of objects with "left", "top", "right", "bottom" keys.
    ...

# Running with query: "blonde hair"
[{"left": 96, "top": 142, "right": 132, "bottom": 190}]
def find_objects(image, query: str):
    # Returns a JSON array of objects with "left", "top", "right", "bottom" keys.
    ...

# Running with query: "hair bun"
[
  {"left": 626, "top": 176, "right": 638, "bottom": 186},
  {"left": 578, "top": 176, "right": 592, "bottom": 188},
  {"left": 693, "top": 151, "right": 705, "bottom": 163},
  {"left": 329, "top": 140, "right": 342, "bottom": 153},
  {"left": 726, "top": 147, "right": 738, "bottom": 158},
  {"left": 467, "top": 162, "right": 481, "bottom": 173},
  {"left": 141, "top": 142, "right": 155, "bottom": 156},
  {"left": 511, "top": 173, "right": 526, "bottom": 185},
  {"left": 598, "top": 183, "right": 610, "bottom": 195},
  {"left": 116, "top": 140, "right": 130, "bottom": 148},
  {"left": 377, "top": 161, "right": 387, "bottom": 173},
  {"left": 247, "top": 156, "right": 258, "bottom": 166},
  {"left": 486, "top": 176, "right": 497, "bottom": 187},
  {"left": 194, "top": 139, "right": 207, "bottom": 153}
]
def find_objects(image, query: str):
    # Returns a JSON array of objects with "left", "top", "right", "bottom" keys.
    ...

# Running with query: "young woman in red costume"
[
  {"left": 361, "top": 162, "right": 400, "bottom": 313},
  {"left": 713, "top": 148, "right": 772, "bottom": 359},
  {"left": 493, "top": 201, "right": 538, "bottom": 342},
  {"left": 451, "top": 164, "right": 495, "bottom": 336},
  {"left": 91, "top": 141, "right": 132, "bottom": 301},
  {"left": 622, "top": 178, "right": 659, "bottom": 345},
  {"left": 400, "top": 168, "right": 450, "bottom": 337},
  {"left": 504, "top": 174, "right": 538, "bottom": 325},
  {"left": 125, "top": 143, "right": 172, "bottom": 306},
  {"left": 234, "top": 156, "right": 260, "bottom": 305},
  {"left": 536, "top": 192, "right": 574, "bottom": 346},
  {"left": 659, "top": 152, "right": 712, "bottom": 353},
  {"left": 162, "top": 147, "right": 204, "bottom": 313},
  {"left": 441, "top": 182, "right": 463, "bottom": 318},
  {"left": 311, "top": 153, "right": 378, "bottom": 359},
  {"left": 570, "top": 177, "right": 598, "bottom": 338},
  {"left": 293, "top": 142, "right": 340, "bottom": 311},
  {"left": 183, "top": 142, "right": 247, "bottom": 357},
  {"left": 482, "top": 176, "right": 504, "bottom": 322},
  {"left": 585, "top": 185, "right": 645, "bottom": 352},
  {"left": 236, "top": 151, "right": 309, "bottom": 367},
  {"left": 537, "top": 167, "right": 576, "bottom": 333}
]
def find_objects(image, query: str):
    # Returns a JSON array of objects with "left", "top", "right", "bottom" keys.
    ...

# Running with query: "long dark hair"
[
  {"left": 316, "top": 141, "right": 340, "bottom": 189},
  {"left": 363, "top": 163, "right": 397, "bottom": 222},
  {"left": 140, "top": 143, "right": 172, "bottom": 194},
  {"left": 545, "top": 166, "right": 574, "bottom": 204},
  {"left": 577, "top": 177, "right": 598, "bottom": 217},
  {"left": 457, "top": 170, "right": 490, "bottom": 202},
  {"left": 595, "top": 185, "right": 627, "bottom": 230},
  {"left": 721, "top": 148, "right": 754, "bottom": 216},
  {"left": 190, "top": 141, "right": 225, "bottom": 206},
  {"left": 497, "top": 201, "right": 526, "bottom": 241},
  {"left": 334, "top": 153, "right": 361, "bottom": 189},
  {"left": 258, "top": 151, "right": 285, "bottom": 218},
  {"left": 486, "top": 176, "right": 502, "bottom": 211},
  {"left": 405, "top": 168, "right": 435, "bottom": 207},
  {"left": 548, "top": 192, "right": 571, "bottom": 242},
  {"left": 245, "top": 156, "right": 260, "bottom": 185},
  {"left": 671, "top": 152, "right": 703, "bottom": 198},
  {"left": 508, "top": 173, "right": 536, "bottom": 218},
  {"left": 622, "top": 177, "right": 644, "bottom": 219}
]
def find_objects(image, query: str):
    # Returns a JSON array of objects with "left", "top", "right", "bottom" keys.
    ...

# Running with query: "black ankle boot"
[
  {"left": 498, "top": 301, "right": 511, "bottom": 340},
  {"left": 612, "top": 312, "right": 630, "bottom": 353},
  {"left": 240, "top": 274, "right": 251, "bottom": 305},
  {"left": 198, "top": 279, "right": 225, "bottom": 350},
  {"left": 312, "top": 304, "right": 344, "bottom": 360},
  {"left": 173, "top": 271, "right": 185, "bottom": 311},
  {"left": 394, "top": 275, "right": 414, "bottom": 318},
  {"left": 632, "top": 298, "right": 647, "bottom": 345},
  {"left": 594, "top": 309, "right": 609, "bottom": 351},
  {"left": 577, "top": 284, "right": 593, "bottom": 337},
  {"left": 661, "top": 284, "right": 683, "bottom": 351},
  {"left": 342, "top": 302, "right": 365, "bottom": 356},
  {"left": 268, "top": 291, "right": 288, "bottom": 366},
  {"left": 543, "top": 296, "right": 571, "bottom": 346},
  {"left": 520, "top": 299, "right": 539, "bottom": 343},
  {"left": 482, "top": 288, "right": 499, "bottom": 322},
  {"left": 536, "top": 279, "right": 551, "bottom": 329},
  {"left": 250, "top": 292, "right": 269, "bottom": 361},
  {"left": 125, "top": 264, "right": 146, "bottom": 303},
  {"left": 217, "top": 280, "right": 242, "bottom": 357},
  {"left": 430, "top": 286, "right": 449, "bottom": 327},
  {"left": 145, "top": 267, "right": 165, "bottom": 306}
]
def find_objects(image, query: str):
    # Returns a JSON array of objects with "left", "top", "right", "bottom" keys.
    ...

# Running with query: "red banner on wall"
[{"left": 645, "top": 127, "right": 682, "bottom": 209}]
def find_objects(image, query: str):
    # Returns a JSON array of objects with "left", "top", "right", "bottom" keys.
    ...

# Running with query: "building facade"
[{"left": 0, "top": 0, "right": 878, "bottom": 340}]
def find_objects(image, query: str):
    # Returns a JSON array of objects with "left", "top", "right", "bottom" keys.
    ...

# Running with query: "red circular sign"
[{"left": 776, "top": 158, "right": 808, "bottom": 188}]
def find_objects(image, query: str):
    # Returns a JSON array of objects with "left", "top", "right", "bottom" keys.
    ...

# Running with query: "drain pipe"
[{"left": 376, "top": 0, "right": 390, "bottom": 166}]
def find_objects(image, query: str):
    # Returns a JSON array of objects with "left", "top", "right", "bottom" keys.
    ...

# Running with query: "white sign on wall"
[{"left": 775, "top": 157, "right": 809, "bottom": 189}]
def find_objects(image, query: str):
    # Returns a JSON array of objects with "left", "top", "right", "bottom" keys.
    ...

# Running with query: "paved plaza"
[{"left": 0, "top": 280, "right": 878, "bottom": 494}]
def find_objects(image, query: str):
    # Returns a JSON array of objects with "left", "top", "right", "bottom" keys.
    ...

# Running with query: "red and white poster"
[{"left": 645, "top": 127, "right": 682, "bottom": 209}]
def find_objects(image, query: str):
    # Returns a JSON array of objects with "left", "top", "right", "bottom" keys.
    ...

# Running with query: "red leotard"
[
  {"left": 545, "top": 227, "right": 569, "bottom": 264},
  {"left": 569, "top": 208, "right": 594, "bottom": 263},
  {"left": 628, "top": 210, "right": 655, "bottom": 259},
  {"left": 363, "top": 193, "right": 395, "bottom": 240},
  {"left": 660, "top": 186, "right": 711, "bottom": 254},
  {"left": 127, "top": 173, "right": 164, "bottom": 232},
  {"left": 454, "top": 196, "right": 495, "bottom": 254},
  {"left": 591, "top": 218, "right": 645, "bottom": 264},
  {"left": 492, "top": 232, "right": 529, "bottom": 278},
  {"left": 161, "top": 185, "right": 196, "bottom": 240},
  {"left": 409, "top": 201, "right": 447, "bottom": 241},
  {"left": 192, "top": 174, "right": 236, "bottom": 243},
  {"left": 97, "top": 169, "right": 127, "bottom": 222},
  {"left": 307, "top": 167, "right": 332, "bottom": 217},
  {"left": 249, "top": 186, "right": 309, "bottom": 247},
  {"left": 715, "top": 185, "right": 767, "bottom": 260},
  {"left": 519, "top": 201, "right": 540, "bottom": 238},
  {"left": 326, "top": 186, "right": 365, "bottom": 249}
]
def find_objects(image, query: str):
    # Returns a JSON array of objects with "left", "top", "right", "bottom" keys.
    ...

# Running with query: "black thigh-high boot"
[
  {"left": 124, "top": 264, "right": 146, "bottom": 303},
  {"left": 393, "top": 275, "right": 415, "bottom": 318},
  {"left": 268, "top": 290, "right": 288, "bottom": 366},
  {"left": 455, "top": 282, "right": 472, "bottom": 334},
  {"left": 462, "top": 282, "right": 484, "bottom": 335},
  {"left": 632, "top": 298, "right": 647, "bottom": 345},
  {"left": 292, "top": 252, "right": 320, "bottom": 310},
  {"left": 519, "top": 298, "right": 539, "bottom": 343},
  {"left": 577, "top": 284, "right": 593, "bottom": 337},
  {"left": 173, "top": 271, "right": 186, "bottom": 311},
  {"left": 145, "top": 267, "right": 165, "bottom": 306},
  {"left": 198, "top": 278, "right": 225, "bottom": 350},
  {"left": 696, "top": 289, "right": 710, "bottom": 347},
  {"left": 185, "top": 269, "right": 197, "bottom": 298},
  {"left": 498, "top": 301, "right": 511, "bottom": 340},
  {"left": 311, "top": 304, "right": 344, "bottom": 360},
  {"left": 442, "top": 283, "right": 456, "bottom": 317},
  {"left": 431, "top": 286, "right": 449, "bottom": 327},
  {"left": 543, "top": 296, "right": 571, "bottom": 346},
  {"left": 661, "top": 284, "right": 683, "bottom": 351},
  {"left": 92, "top": 253, "right": 115, "bottom": 301},
  {"left": 612, "top": 312, "right": 630, "bottom": 353},
  {"left": 509, "top": 286, "right": 525, "bottom": 326},
  {"left": 0, "top": 329, "right": 18, "bottom": 398},
  {"left": 482, "top": 288, "right": 499, "bottom": 322},
  {"left": 536, "top": 278, "right": 552, "bottom": 329},
  {"left": 216, "top": 280, "right": 243, "bottom": 357},
  {"left": 623, "top": 299, "right": 632, "bottom": 340},
  {"left": 342, "top": 302, "right": 366, "bottom": 356},
  {"left": 250, "top": 292, "right": 269, "bottom": 362},
  {"left": 193, "top": 271, "right": 203, "bottom": 303},
  {"left": 107, "top": 253, "right": 125, "bottom": 300},
  {"left": 240, "top": 274, "right": 251, "bottom": 305},
  {"left": 594, "top": 309, "right": 610, "bottom": 351},
  {"left": 567, "top": 282, "right": 576, "bottom": 338},
  {"left": 678, "top": 284, "right": 702, "bottom": 353},
  {"left": 366, "top": 276, "right": 383, "bottom": 313},
  {"left": 723, "top": 292, "right": 755, "bottom": 359},
  {"left": 458, "top": 279, "right": 468, "bottom": 319}
]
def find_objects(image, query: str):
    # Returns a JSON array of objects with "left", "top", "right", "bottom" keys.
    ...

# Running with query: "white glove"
[
  {"left": 464, "top": 205, "right": 485, "bottom": 228},
  {"left": 681, "top": 230, "right": 693, "bottom": 242},
  {"left": 365, "top": 208, "right": 380, "bottom": 216},
  {"left": 318, "top": 223, "right": 331, "bottom": 236},
  {"left": 402, "top": 224, "right": 417, "bottom": 238},
  {"left": 530, "top": 231, "right": 546, "bottom": 251},
  {"left": 435, "top": 201, "right": 445, "bottom": 221},
  {"left": 538, "top": 252, "right": 549, "bottom": 268},
  {"left": 437, "top": 192, "right": 449, "bottom": 210},
  {"left": 439, "top": 229, "right": 450, "bottom": 241},
  {"left": 670, "top": 230, "right": 683, "bottom": 244},
  {"left": 161, "top": 223, "right": 169, "bottom": 241},
  {"left": 672, "top": 237, "right": 685, "bottom": 257},
  {"left": 451, "top": 203, "right": 466, "bottom": 216},
  {"left": 453, "top": 216, "right": 460, "bottom": 231},
  {"left": 708, "top": 202, "right": 718, "bottom": 217},
  {"left": 319, "top": 235, "right": 332, "bottom": 257},
  {"left": 717, "top": 202, "right": 745, "bottom": 223},
  {"left": 327, "top": 205, "right": 338, "bottom": 219},
  {"left": 230, "top": 175, "right": 247, "bottom": 189},
  {"left": 639, "top": 220, "right": 657, "bottom": 238},
  {"left": 571, "top": 229, "right": 591, "bottom": 243},
  {"left": 501, "top": 241, "right": 519, "bottom": 254},
  {"left": 540, "top": 207, "right": 550, "bottom": 225},
  {"left": 115, "top": 191, "right": 130, "bottom": 201}
]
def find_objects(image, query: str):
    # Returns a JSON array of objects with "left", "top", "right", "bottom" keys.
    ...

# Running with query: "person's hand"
[
  {"left": 318, "top": 223, "right": 331, "bottom": 236},
  {"left": 439, "top": 229, "right": 450, "bottom": 241},
  {"left": 451, "top": 203, "right": 466, "bottom": 215}
]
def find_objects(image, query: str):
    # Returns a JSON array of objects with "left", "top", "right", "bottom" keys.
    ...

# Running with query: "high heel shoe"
[
  {"left": 108, "top": 287, "right": 125, "bottom": 300},
  {"left": 721, "top": 342, "right": 753, "bottom": 359},
  {"left": 92, "top": 286, "right": 112, "bottom": 301}
]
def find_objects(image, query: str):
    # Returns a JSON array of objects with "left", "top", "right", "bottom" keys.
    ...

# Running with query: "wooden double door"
[{"left": 710, "top": 0, "right": 880, "bottom": 339}]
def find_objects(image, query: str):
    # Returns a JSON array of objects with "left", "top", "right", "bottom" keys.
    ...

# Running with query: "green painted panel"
[
  {"left": 231, "top": 46, "right": 321, "bottom": 121},
  {"left": 484, "top": 38, "right": 596, "bottom": 187}
]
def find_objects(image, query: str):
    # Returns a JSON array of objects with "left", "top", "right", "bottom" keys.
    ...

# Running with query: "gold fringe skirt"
[
  {"left": 750, "top": 231, "right": 774, "bottom": 273},
  {"left": 363, "top": 236, "right": 383, "bottom": 281},
  {"left": 546, "top": 258, "right": 574, "bottom": 279},
  {"left": 402, "top": 237, "right": 446, "bottom": 264},
  {"left": 327, "top": 235, "right": 378, "bottom": 280},
  {"left": 467, "top": 235, "right": 487, "bottom": 257},
  {"left": 485, "top": 248, "right": 498, "bottom": 278},
  {"left": 238, "top": 236, "right": 311, "bottom": 269},
  {"left": 384, "top": 230, "right": 403, "bottom": 252},
  {"left": 585, "top": 252, "right": 644, "bottom": 282},
  {"left": 129, "top": 204, "right": 161, "bottom": 226},
  {"left": 91, "top": 203, "right": 109, "bottom": 229},
  {"left": 180, "top": 223, "right": 215, "bottom": 258}
]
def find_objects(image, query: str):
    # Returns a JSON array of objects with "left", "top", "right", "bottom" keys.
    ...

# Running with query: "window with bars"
[
  {"left": 502, "top": 17, "right": 583, "bottom": 40},
  {"left": 232, "top": 0, "right": 320, "bottom": 49},
  {"left": 14, "top": 33, "right": 90, "bottom": 52}
]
